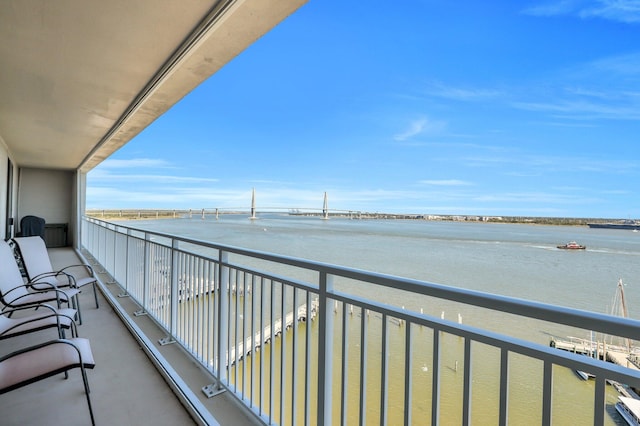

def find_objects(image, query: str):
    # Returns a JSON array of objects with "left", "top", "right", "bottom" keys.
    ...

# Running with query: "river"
[{"left": 114, "top": 214, "right": 640, "bottom": 424}]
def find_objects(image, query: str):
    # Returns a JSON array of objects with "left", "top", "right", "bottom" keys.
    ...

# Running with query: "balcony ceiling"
[{"left": 0, "top": 0, "right": 306, "bottom": 172}]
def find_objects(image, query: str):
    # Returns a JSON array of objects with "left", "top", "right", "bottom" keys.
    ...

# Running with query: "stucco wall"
[
  {"left": 17, "top": 168, "right": 74, "bottom": 244},
  {"left": 0, "top": 144, "right": 7, "bottom": 239}
]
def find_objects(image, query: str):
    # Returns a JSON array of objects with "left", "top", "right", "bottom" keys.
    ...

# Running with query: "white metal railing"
[{"left": 81, "top": 216, "right": 640, "bottom": 425}]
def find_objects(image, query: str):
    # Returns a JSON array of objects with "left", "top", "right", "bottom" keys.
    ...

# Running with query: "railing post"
[
  {"left": 106, "top": 225, "right": 118, "bottom": 284},
  {"left": 160, "top": 238, "right": 179, "bottom": 345},
  {"left": 317, "top": 271, "right": 334, "bottom": 425},
  {"left": 381, "top": 314, "right": 389, "bottom": 426},
  {"left": 217, "top": 250, "right": 229, "bottom": 388},
  {"left": 404, "top": 323, "right": 412, "bottom": 426},
  {"left": 594, "top": 376, "right": 606, "bottom": 426},
  {"left": 498, "top": 348, "right": 509, "bottom": 426},
  {"left": 462, "top": 337, "right": 472, "bottom": 425},
  {"left": 542, "top": 360, "right": 553, "bottom": 425},
  {"left": 101, "top": 223, "right": 108, "bottom": 268},
  {"left": 134, "top": 232, "right": 151, "bottom": 316},
  {"left": 144, "top": 234, "right": 151, "bottom": 310},
  {"left": 432, "top": 329, "right": 441, "bottom": 425},
  {"left": 118, "top": 229, "right": 131, "bottom": 297},
  {"left": 305, "top": 292, "right": 312, "bottom": 425},
  {"left": 359, "top": 307, "right": 368, "bottom": 426}
]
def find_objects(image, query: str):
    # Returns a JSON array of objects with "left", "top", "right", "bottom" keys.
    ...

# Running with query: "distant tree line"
[{"left": 86, "top": 209, "right": 624, "bottom": 226}]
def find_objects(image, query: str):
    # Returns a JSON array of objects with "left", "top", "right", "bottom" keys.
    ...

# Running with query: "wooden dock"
[
  {"left": 225, "top": 299, "right": 319, "bottom": 366},
  {"left": 551, "top": 336, "right": 640, "bottom": 396},
  {"left": 550, "top": 336, "right": 629, "bottom": 359},
  {"left": 550, "top": 336, "right": 598, "bottom": 357}
]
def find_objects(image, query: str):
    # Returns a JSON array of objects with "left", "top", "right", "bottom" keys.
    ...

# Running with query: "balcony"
[
  {"left": 0, "top": 243, "right": 259, "bottom": 426},
  {"left": 5, "top": 216, "right": 640, "bottom": 425}
]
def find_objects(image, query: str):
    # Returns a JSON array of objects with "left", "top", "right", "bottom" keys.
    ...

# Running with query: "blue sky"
[{"left": 87, "top": 0, "right": 640, "bottom": 218}]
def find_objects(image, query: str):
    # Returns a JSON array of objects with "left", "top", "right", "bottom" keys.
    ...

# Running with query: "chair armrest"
[
  {"left": 59, "top": 264, "right": 95, "bottom": 278},
  {"left": 0, "top": 305, "right": 77, "bottom": 338},
  {"left": 1, "top": 284, "right": 71, "bottom": 306},
  {"left": 0, "top": 338, "right": 88, "bottom": 366},
  {"left": 3, "top": 282, "right": 50, "bottom": 298},
  {"left": 30, "top": 271, "right": 75, "bottom": 286},
  {"left": 0, "top": 303, "right": 58, "bottom": 317}
]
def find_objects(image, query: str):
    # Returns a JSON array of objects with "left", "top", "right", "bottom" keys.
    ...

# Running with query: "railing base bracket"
[
  {"left": 133, "top": 309, "right": 148, "bottom": 317},
  {"left": 159, "top": 336, "right": 176, "bottom": 346},
  {"left": 117, "top": 293, "right": 129, "bottom": 298},
  {"left": 202, "top": 384, "right": 225, "bottom": 399}
]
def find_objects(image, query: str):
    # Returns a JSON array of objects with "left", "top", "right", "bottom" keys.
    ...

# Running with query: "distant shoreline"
[{"left": 85, "top": 209, "right": 628, "bottom": 227}]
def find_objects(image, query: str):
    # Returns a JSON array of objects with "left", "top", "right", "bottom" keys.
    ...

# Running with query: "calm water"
[
  {"left": 116, "top": 214, "right": 640, "bottom": 424},
  {"left": 124, "top": 214, "right": 640, "bottom": 315}
]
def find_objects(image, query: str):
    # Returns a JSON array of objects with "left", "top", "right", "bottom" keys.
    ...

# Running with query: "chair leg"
[
  {"left": 73, "top": 294, "right": 82, "bottom": 325},
  {"left": 79, "top": 364, "right": 95, "bottom": 426},
  {"left": 92, "top": 281, "right": 99, "bottom": 309}
]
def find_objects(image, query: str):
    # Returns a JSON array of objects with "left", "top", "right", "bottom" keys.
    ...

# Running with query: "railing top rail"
[{"left": 83, "top": 216, "right": 640, "bottom": 340}]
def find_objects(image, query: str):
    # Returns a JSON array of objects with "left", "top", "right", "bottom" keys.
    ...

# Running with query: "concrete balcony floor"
[{"left": 0, "top": 247, "right": 260, "bottom": 426}]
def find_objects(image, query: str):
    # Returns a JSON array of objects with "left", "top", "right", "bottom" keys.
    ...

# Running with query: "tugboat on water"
[{"left": 557, "top": 241, "right": 586, "bottom": 250}]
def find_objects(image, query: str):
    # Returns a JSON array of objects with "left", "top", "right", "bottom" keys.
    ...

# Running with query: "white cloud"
[
  {"left": 419, "top": 179, "right": 473, "bottom": 186},
  {"left": 97, "top": 158, "right": 172, "bottom": 169},
  {"left": 512, "top": 98, "right": 640, "bottom": 120},
  {"left": 502, "top": 51, "right": 640, "bottom": 121},
  {"left": 424, "top": 82, "right": 502, "bottom": 101},
  {"left": 87, "top": 186, "right": 248, "bottom": 209},
  {"left": 393, "top": 117, "right": 446, "bottom": 141},
  {"left": 467, "top": 152, "right": 639, "bottom": 178},
  {"left": 523, "top": 0, "right": 585, "bottom": 16},
  {"left": 88, "top": 157, "right": 219, "bottom": 185},
  {"left": 523, "top": 0, "right": 640, "bottom": 23},
  {"left": 589, "top": 52, "right": 640, "bottom": 76},
  {"left": 473, "top": 191, "right": 596, "bottom": 205},
  {"left": 90, "top": 172, "right": 219, "bottom": 184},
  {"left": 393, "top": 118, "right": 428, "bottom": 141},
  {"left": 580, "top": 0, "right": 640, "bottom": 23}
]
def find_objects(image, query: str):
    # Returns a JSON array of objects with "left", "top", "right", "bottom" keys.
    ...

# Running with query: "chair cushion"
[
  {"left": 0, "top": 338, "right": 95, "bottom": 393},
  {"left": 0, "top": 308, "right": 76, "bottom": 338},
  {"left": 14, "top": 236, "right": 54, "bottom": 278},
  {"left": 75, "top": 276, "right": 97, "bottom": 288},
  {"left": 9, "top": 287, "right": 80, "bottom": 306}
]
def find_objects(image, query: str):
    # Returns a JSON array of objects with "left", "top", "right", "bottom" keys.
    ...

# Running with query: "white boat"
[{"left": 616, "top": 396, "right": 640, "bottom": 425}]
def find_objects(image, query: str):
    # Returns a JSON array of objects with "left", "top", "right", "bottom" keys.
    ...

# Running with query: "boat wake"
[
  {"left": 588, "top": 248, "right": 640, "bottom": 256},
  {"left": 529, "top": 245, "right": 559, "bottom": 251}
]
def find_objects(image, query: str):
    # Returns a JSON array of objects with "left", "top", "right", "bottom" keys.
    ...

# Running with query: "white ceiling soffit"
[{"left": 0, "top": 0, "right": 307, "bottom": 172}]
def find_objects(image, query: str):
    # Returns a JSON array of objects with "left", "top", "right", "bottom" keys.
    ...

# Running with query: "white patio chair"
[
  {"left": 0, "top": 304, "right": 78, "bottom": 340},
  {"left": 0, "top": 338, "right": 96, "bottom": 425},
  {"left": 13, "top": 236, "right": 99, "bottom": 309},
  {"left": 0, "top": 240, "right": 81, "bottom": 322}
]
